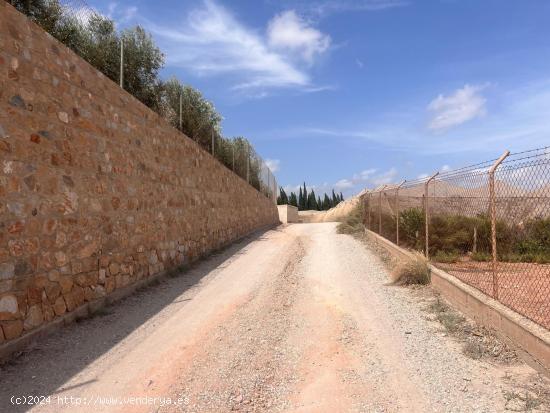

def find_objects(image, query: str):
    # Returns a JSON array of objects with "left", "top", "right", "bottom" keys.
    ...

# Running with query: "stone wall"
[{"left": 0, "top": 2, "right": 279, "bottom": 345}]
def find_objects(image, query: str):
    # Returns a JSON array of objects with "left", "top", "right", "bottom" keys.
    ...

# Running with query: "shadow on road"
[{"left": 0, "top": 227, "right": 276, "bottom": 413}]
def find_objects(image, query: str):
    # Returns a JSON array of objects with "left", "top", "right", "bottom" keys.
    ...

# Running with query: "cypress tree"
[
  {"left": 332, "top": 189, "right": 338, "bottom": 206},
  {"left": 303, "top": 182, "right": 308, "bottom": 210},
  {"left": 279, "top": 187, "right": 288, "bottom": 204},
  {"left": 298, "top": 187, "right": 303, "bottom": 211},
  {"left": 323, "top": 194, "right": 331, "bottom": 210},
  {"left": 309, "top": 189, "right": 317, "bottom": 210},
  {"left": 317, "top": 196, "right": 322, "bottom": 211},
  {"left": 289, "top": 192, "right": 298, "bottom": 207}
]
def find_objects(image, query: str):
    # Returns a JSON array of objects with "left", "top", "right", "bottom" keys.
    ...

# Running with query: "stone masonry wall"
[{"left": 0, "top": 2, "right": 279, "bottom": 345}]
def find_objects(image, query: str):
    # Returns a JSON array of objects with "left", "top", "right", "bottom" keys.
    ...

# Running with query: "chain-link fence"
[
  {"left": 213, "top": 137, "right": 278, "bottom": 201},
  {"left": 7, "top": 0, "right": 278, "bottom": 202},
  {"left": 364, "top": 146, "right": 550, "bottom": 330}
]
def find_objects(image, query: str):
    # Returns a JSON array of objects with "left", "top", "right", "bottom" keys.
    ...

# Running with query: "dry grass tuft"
[
  {"left": 390, "top": 252, "right": 431, "bottom": 285},
  {"left": 437, "top": 311, "right": 466, "bottom": 333},
  {"left": 424, "top": 295, "right": 518, "bottom": 364}
]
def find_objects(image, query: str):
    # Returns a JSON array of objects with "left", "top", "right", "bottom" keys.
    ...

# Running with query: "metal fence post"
[
  {"left": 179, "top": 92, "right": 182, "bottom": 130},
  {"left": 119, "top": 39, "right": 124, "bottom": 88},
  {"left": 396, "top": 180, "right": 406, "bottom": 246},
  {"left": 367, "top": 192, "right": 372, "bottom": 231},
  {"left": 211, "top": 130, "right": 215, "bottom": 156},
  {"left": 246, "top": 144, "right": 250, "bottom": 184},
  {"left": 424, "top": 172, "right": 439, "bottom": 259},
  {"left": 377, "top": 189, "right": 382, "bottom": 234},
  {"left": 363, "top": 193, "right": 368, "bottom": 232},
  {"left": 378, "top": 185, "right": 387, "bottom": 235},
  {"left": 267, "top": 168, "right": 270, "bottom": 199},
  {"left": 489, "top": 150, "right": 510, "bottom": 299}
]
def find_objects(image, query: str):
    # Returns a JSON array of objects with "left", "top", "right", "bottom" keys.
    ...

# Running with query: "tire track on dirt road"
[{"left": 159, "top": 237, "right": 307, "bottom": 413}]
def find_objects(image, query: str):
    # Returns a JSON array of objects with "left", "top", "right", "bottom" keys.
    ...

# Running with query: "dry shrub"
[
  {"left": 337, "top": 202, "right": 365, "bottom": 235},
  {"left": 432, "top": 250, "right": 460, "bottom": 263},
  {"left": 390, "top": 252, "right": 430, "bottom": 285}
]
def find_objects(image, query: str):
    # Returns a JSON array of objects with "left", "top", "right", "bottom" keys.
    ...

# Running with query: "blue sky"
[{"left": 87, "top": 0, "right": 550, "bottom": 197}]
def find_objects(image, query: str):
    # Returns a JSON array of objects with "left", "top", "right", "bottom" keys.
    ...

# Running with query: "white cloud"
[
  {"left": 417, "top": 173, "right": 429, "bottom": 179},
  {"left": 356, "top": 58, "right": 364, "bottom": 69},
  {"left": 306, "top": 0, "right": 408, "bottom": 17},
  {"left": 428, "top": 84, "right": 488, "bottom": 131},
  {"left": 265, "top": 158, "right": 281, "bottom": 173},
  {"left": 334, "top": 179, "right": 354, "bottom": 189},
  {"left": 441, "top": 164, "right": 452, "bottom": 172},
  {"left": 329, "top": 167, "right": 397, "bottom": 196},
  {"left": 267, "top": 10, "right": 331, "bottom": 64},
  {"left": 353, "top": 168, "right": 377, "bottom": 180},
  {"left": 148, "top": 1, "right": 330, "bottom": 92},
  {"left": 106, "top": 2, "right": 138, "bottom": 24},
  {"left": 265, "top": 78, "right": 550, "bottom": 158},
  {"left": 371, "top": 168, "right": 398, "bottom": 186},
  {"left": 283, "top": 184, "right": 301, "bottom": 194}
]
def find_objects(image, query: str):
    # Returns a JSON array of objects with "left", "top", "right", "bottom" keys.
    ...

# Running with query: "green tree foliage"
[
  {"left": 10, "top": 2, "right": 164, "bottom": 109},
  {"left": 332, "top": 190, "right": 339, "bottom": 206},
  {"left": 9, "top": 0, "right": 63, "bottom": 32},
  {"left": 161, "top": 77, "right": 222, "bottom": 148},
  {"left": 308, "top": 189, "right": 318, "bottom": 210},
  {"left": 82, "top": 15, "right": 120, "bottom": 80},
  {"left": 119, "top": 26, "right": 164, "bottom": 110},
  {"left": 277, "top": 187, "right": 289, "bottom": 205},
  {"left": 323, "top": 194, "right": 331, "bottom": 210},
  {"left": 289, "top": 192, "right": 298, "bottom": 207},
  {"left": 9, "top": 0, "right": 82, "bottom": 49},
  {"left": 281, "top": 183, "right": 343, "bottom": 211}
]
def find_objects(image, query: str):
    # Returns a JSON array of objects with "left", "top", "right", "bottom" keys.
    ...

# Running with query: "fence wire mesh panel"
[
  {"left": 429, "top": 165, "right": 495, "bottom": 297},
  {"left": 492, "top": 149, "right": 550, "bottom": 328},
  {"left": 362, "top": 147, "right": 550, "bottom": 330},
  {"left": 7, "top": 0, "right": 278, "bottom": 201}
]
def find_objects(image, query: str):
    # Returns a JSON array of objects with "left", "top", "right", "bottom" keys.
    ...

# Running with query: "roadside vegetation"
[
  {"left": 378, "top": 207, "right": 550, "bottom": 264},
  {"left": 336, "top": 201, "right": 364, "bottom": 234},
  {"left": 424, "top": 296, "right": 520, "bottom": 363},
  {"left": 337, "top": 202, "right": 431, "bottom": 286},
  {"left": 390, "top": 252, "right": 430, "bottom": 285},
  {"left": 8, "top": 0, "right": 268, "bottom": 189}
]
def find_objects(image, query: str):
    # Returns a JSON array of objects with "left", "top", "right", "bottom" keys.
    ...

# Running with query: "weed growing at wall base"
[{"left": 390, "top": 252, "right": 430, "bottom": 286}]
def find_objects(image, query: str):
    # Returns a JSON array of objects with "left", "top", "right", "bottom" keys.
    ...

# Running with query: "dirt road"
[{"left": 0, "top": 223, "right": 540, "bottom": 412}]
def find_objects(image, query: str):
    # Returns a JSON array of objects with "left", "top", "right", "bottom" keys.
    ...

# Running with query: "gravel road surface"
[{"left": 0, "top": 223, "right": 544, "bottom": 412}]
